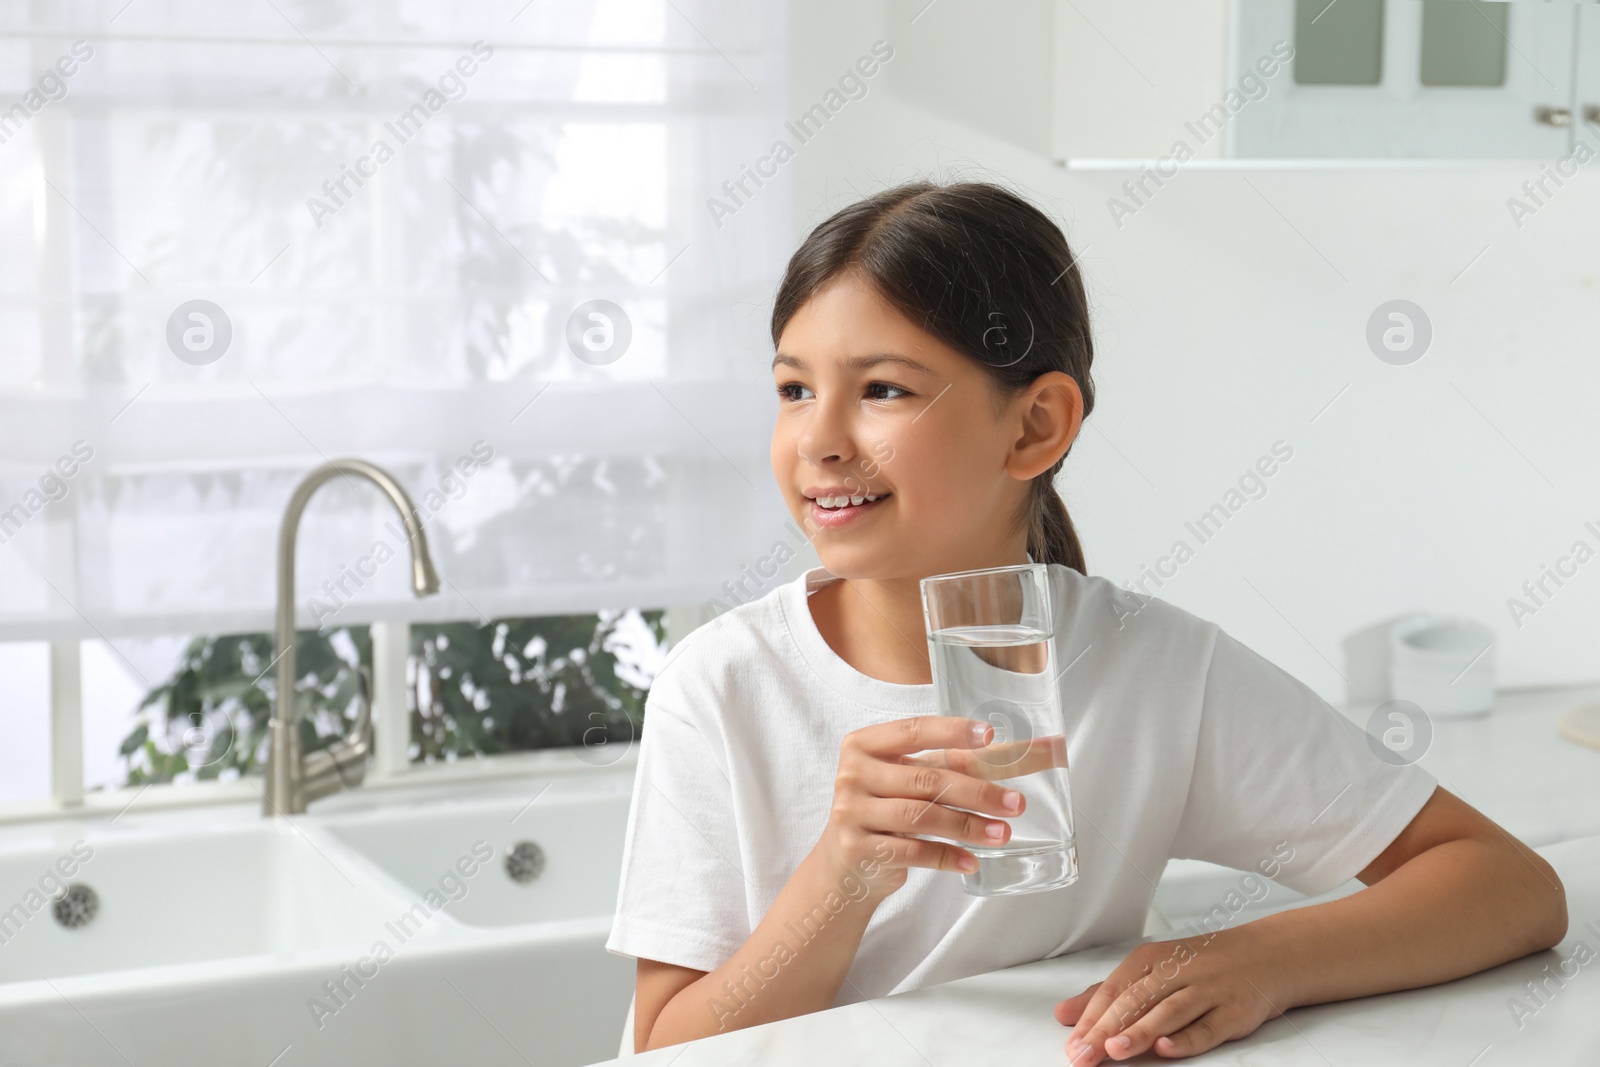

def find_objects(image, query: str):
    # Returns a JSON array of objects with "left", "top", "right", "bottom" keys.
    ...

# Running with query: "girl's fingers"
[
  {"left": 1053, "top": 983, "right": 1101, "bottom": 1026},
  {"left": 865, "top": 796, "right": 1010, "bottom": 849},
  {"left": 1071, "top": 980, "right": 1170, "bottom": 1064},
  {"left": 1152, "top": 1008, "right": 1229, "bottom": 1058},
  {"left": 1099, "top": 990, "right": 1207, "bottom": 1061},
  {"left": 867, "top": 832, "right": 977, "bottom": 874},
  {"left": 849, "top": 716, "right": 992, "bottom": 760},
  {"left": 859, "top": 758, "right": 1025, "bottom": 819},
  {"left": 1064, "top": 976, "right": 1125, "bottom": 1051},
  {"left": 917, "top": 734, "right": 1068, "bottom": 781}
]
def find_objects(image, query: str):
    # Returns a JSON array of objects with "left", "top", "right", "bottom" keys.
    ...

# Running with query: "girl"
[{"left": 604, "top": 181, "right": 1567, "bottom": 1060}]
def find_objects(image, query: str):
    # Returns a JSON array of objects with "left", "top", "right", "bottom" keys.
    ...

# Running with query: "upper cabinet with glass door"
[
  {"left": 1050, "top": 0, "right": 1598, "bottom": 162},
  {"left": 1235, "top": 0, "right": 1582, "bottom": 158}
]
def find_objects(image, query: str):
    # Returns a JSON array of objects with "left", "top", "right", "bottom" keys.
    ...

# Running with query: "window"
[
  {"left": 90, "top": 611, "right": 665, "bottom": 790},
  {"left": 0, "top": 0, "right": 789, "bottom": 811},
  {"left": 0, "top": 643, "right": 50, "bottom": 804}
]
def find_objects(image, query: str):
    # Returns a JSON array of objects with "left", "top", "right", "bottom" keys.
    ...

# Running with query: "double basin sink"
[{"left": 0, "top": 770, "right": 636, "bottom": 1067}]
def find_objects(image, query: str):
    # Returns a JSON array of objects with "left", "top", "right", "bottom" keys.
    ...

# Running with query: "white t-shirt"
[{"left": 604, "top": 565, "right": 1437, "bottom": 1004}]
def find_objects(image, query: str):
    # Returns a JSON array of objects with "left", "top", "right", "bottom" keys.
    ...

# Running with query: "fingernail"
[
  {"left": 969, "top": 722, "right": 990, "bottom": 744},
  {"left": 985, "top": 821, "right": 1006, "bottom": 840},
  {"left": 959, "top": 854, "right": 977, "bottom": 872},
  {"left": 1106, "top": 1035, "right": 1129, "bottom": 1056},
  {"left": 1002, "top": 790, "right": 1022, "bottom": 812}
]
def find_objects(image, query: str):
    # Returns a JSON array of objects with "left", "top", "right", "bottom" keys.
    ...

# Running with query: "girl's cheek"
[
  {"left": 770, "top": 437, "right": 803, "bottom": 505},
  {"left": 857, "top": 439, "right": 895, "bottom": 480}
]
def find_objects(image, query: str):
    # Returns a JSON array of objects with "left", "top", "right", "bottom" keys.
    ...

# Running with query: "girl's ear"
[{"left": 1005, "top": 371, "right": 1083, "bottom": 482}]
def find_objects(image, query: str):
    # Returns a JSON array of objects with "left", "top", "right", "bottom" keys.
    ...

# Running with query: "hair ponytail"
[
  {"left": 1029, "top": 467, "right": 1085, "bottom": 573},
  {"left": 771, "top": 180, "right": 1097, "bottom": 574}
]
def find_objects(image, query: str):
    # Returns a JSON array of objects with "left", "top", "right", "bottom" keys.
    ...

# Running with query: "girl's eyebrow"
[{"left": 771, "top": 352, "right": 933, "bottom": 373}]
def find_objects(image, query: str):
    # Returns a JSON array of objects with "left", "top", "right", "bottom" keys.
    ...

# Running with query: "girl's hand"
[
  {"left": 1054, "top": 925, "right": 1293, "bottom": 1062},
  {"left": 817, "top": 715, "right": 1027, "bottom": 901},
  {"left": 905, "top": 733, "right": 1068, "bottom": 781}
]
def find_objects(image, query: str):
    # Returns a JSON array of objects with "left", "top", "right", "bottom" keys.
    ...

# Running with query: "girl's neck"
[
  {"left": 809, "top": 576, "right": 932, "bottom": 685},
  {"left": 809, "top": 544, "right": 1032, "bottom": 686}
]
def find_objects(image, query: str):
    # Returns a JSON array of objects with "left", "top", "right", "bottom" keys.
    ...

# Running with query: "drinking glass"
[{"left": 920, "top": 563, "right": 1078, "bottom": 896}]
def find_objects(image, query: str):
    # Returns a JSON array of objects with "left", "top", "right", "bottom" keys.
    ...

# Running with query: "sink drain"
[
  {"left": 505, "top": 841, "right": 545, "bottom": 884},
  {"left": 53, "top": 884, "right": 99, "bottom": 929}
]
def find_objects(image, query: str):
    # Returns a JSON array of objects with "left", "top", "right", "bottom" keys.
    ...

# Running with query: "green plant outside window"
[{"left": 116, "top": 610, "right": 665, "bottom": 787}]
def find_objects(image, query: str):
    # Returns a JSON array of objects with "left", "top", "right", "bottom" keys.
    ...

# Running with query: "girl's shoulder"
[
  {"left": 645, "top": 575, "right": 802, "bottom": 721},
  {"left": 1048, "top": 563, "right": 1220, "bottom": 658}
]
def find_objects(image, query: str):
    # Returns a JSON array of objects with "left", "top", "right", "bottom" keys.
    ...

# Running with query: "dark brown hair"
[{"left": 769, "top": 180, "right": 1096, "bottom": 573}]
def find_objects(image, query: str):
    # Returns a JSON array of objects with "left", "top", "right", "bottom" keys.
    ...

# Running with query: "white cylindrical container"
[{"left": 1388, "top": 615, "right": 1495, "bottom": 717}]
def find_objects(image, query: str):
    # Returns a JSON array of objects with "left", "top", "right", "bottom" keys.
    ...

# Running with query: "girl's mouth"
[{"left": 808, "top": 492, "right": 889, "bottom": 528}]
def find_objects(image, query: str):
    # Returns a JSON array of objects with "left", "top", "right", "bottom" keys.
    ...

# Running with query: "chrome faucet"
[{"left": 263, "top": 460, "right": 439, "bottom": 816}]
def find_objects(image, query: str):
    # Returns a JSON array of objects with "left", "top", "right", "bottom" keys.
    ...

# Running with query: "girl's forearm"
[
  {"left": 643, "top": 846, "right": 882, "bottom": 1049},
  {"left": 1256, "top": 836, "right": 1567, "bottom": 1010}
]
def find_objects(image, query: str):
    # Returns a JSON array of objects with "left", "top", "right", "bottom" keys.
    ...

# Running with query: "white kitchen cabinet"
[
  {"left": 1050, "top": 0, "right": 1594, "bottom": 163},
  {"left": 1232, "top": 0, "right": 1580, "bottom": 158}
]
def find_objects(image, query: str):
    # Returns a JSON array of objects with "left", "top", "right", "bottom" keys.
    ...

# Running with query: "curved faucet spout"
[{"left": 264, "top": 459, "right": 439, "bottom": 816}]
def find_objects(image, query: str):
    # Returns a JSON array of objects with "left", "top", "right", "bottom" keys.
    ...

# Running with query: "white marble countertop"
[
  {"left": 600, "top": 833, "right": 1600, "bottom": 1065},
  {"left": 1349, "top": 683, "right": 1600, "bottom": 848}
]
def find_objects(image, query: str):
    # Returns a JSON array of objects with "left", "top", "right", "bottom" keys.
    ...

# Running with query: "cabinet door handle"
[
  {"left": 1584, "top": 105, "right": 1600, "bottom": 126},
  {"left": 1535, "top": 106, "right": 1572, "bottom": 127}
]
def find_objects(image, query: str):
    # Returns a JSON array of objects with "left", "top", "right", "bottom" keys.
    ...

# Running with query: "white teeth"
[{"left": 812, "top": 493, "right": 884, "bottom": 509}]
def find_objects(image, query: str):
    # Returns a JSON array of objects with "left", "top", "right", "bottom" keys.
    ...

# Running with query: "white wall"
[{"left": 784, "top": 0, "right": 1600, "bottom": 703}]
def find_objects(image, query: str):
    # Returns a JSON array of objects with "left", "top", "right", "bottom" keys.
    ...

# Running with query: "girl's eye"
[
  {"left": 866, "top": 382, "right": 911, "bottom": 401},
  {"left": 777, "top": 381, "right": 814, "bottom": 402}
]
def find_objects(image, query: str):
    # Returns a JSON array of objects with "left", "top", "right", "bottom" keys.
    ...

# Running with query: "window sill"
[{"left": 0, "top": 743, "right": 638, "bottom": 828}]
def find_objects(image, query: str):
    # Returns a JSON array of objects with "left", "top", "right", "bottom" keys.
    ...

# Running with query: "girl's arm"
[
  {"left": 634, "top": 715, "right": 1025, "bottom": 1051},
  {"left": 634, "top": 844, "right": 883, "bottom": 1050},
  {"left": 1058, "top": 787, "right": 1568, "bottom": 1063}
]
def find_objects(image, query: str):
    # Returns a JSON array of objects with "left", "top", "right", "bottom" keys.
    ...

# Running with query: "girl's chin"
[{"left": 812, "top": 544, "right": 925, "bottom": 582}]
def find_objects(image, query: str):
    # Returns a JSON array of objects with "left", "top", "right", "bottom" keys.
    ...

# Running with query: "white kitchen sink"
[
  {"left": 0, "top": 770, "right": 636, "bottom": 1067},
  {"left": 319, "top": 777, "right": 631, "bottom": 928},
  {"left": 0, "top": 821, "right": 410, "bottom": 986}
]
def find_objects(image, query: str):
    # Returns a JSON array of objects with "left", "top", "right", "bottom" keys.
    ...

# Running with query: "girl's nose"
[{"left": 796, "top": 395, "right": 857, "bottom": 467}]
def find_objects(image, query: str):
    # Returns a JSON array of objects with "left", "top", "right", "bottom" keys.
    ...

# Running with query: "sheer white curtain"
[{"left": 0, "top": 0, "right": 793, "bottom": 642}]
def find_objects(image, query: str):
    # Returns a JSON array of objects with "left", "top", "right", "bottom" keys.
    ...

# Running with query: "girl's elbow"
[
  {"left": 1524, "top": 856, "right": 1568, "bottom": 952},
  {"left": 1539, "top": 875, "right": 1569, "bottom": 952},
  {"left": 1479, "top": 833, "right": 1568, "bottom": 953}
]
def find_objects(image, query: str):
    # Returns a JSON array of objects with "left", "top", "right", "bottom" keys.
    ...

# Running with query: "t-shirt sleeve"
[
  {"left": 604, "top": 694, "right": 750, "bottom": 973},
  {"left": 1168, "top": 625, "right": 1438, "bottom": 897}
]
